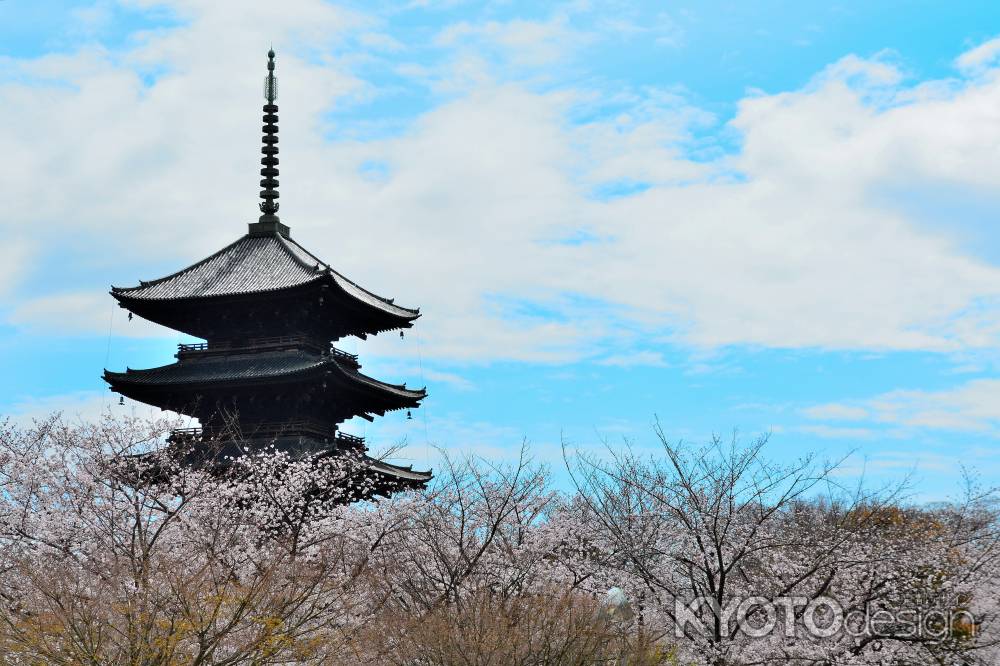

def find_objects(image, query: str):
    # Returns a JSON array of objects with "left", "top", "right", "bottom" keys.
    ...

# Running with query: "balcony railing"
[
  {"left": 335, "top": 431, "right": 365, "bottom": 448},
  {"left": 328, "top": 346, "right": 359, "bottom": 365},
  {"left": 169, "top": 423, "right": 365, "bottom": 449},
  {"left": 169, "top": 426, "right": 204, "bottom": 439},
  {"left": 177, "top": 335, "right": 323, "bottom": 356},
  {"left": 176, "top": 336, "right": 359, "bottom": 366}
]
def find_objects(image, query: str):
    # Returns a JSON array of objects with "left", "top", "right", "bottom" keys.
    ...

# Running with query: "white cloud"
[
  {"left": 815, "top": 52, "right": 903, "bottom": 87},
  {"left": 5, "top": 8, "right": 1000, "bottom": 363},
  {"left": 597, "top": 351, "right": 668, "bottom": 368},
  {"left": 367, "top": 362, "right": 476, "bottom": 392},
  {"left": 359, "top": 32, "right": 406, "bottom": 52},
  {"left": 419, "top": 369, "right": 475, "bottom": 391},
  {"left": 802, "top": 404, "right": 870, "bottom": 421},
  {"left": 956, "top": 36, "right": 1000, "bottom": 72},
  {"left": 70, "top": 1, "right": 115, "bottom": 37},
  {"left": 10, "top": 291, "right": 172, "bottom": 338},
  {"left": 2, "top": 389, "right": 186, "bottom": 427},
  {"left": 830, "top": 447, "right": 1000, "bottom": 500},
  {"left": 3, "top": 391, "right": 109, "bottom": 425},
  {"left": 435, "top": 16, "right": 584, "bottom": 66},
  {"left": 358, "top": 411, "right": 530, "bottom": 468},
  {"left": 573, "top": 90, "right": 713, "bottom": 186},
  {"left": 795, "top": 424, "right": 876, "bottom": 440},
  {"left": 830, "top": 450, "right": 966, "bottom": 485},
  {"left": 805, "top": 379, "right": 1000, "bottom": 434},
  {"left": 595, "top": 13, "right": 683, "bottom": 48},
  {"left": 0, "top": 239, "right": 31, "bottom": 296}
]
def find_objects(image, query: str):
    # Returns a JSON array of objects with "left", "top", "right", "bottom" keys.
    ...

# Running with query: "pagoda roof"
[
  {"left": 104, "top": 350, "right": 426, "bottom": 402},
  {"left": 111, "top": 231, "right": 419, "bottom": 320}
]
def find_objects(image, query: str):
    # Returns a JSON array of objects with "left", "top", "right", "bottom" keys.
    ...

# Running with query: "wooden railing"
[
  {"left": 178, "top": 335, "right": 323, "bottom": 355},
  {"left": 176, "top": 336, "right": 359, "bottom": 366},
  {"left": 335, "top": 431, "right": 365, "bottom": 448},
  {"left": 169, "top": 423, "right": 365, "bottom": 448},
  {"left": 328, "top": 347, "right": 359, "bottom": 365},
  {"left": 169, "top": 427, "right": 204, "bottom": 438}
]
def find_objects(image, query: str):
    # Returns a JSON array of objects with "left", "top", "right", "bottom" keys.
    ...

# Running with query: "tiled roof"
[
  {"left": 112, "top": 232, "right": 419, "bottom": 319},
  {"left": 104, "top": 350, "right": 426, "bottom": 401},
  {"left": 114, "top": 235, "right": 322, "bottom": 299}
]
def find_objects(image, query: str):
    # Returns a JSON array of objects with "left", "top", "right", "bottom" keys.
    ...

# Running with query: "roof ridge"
[
  {"left": 329, "top": 266, "right": 399, "bottom": 307},
  {"left": 280, "top": 233, "right": 420, "bottom": 317},
  {"left": 276, "top": 233, "right": 327, "bottom": 273},
  {"left": 327, "top": 264, "right": 421, "bottom": 316},
  {"left": 112, "top": 235, "right": 252, "bottom": 293}
]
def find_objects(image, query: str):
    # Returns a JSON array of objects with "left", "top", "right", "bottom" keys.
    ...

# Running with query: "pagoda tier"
[
  {"left": 104, "top": 345, "right": 425, "bottom": 430},
  {"left": 112, "top": 231, "right": 418, "bottom": 342}
]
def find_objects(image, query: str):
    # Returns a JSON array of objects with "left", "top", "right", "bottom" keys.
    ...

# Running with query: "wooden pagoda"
[{"left": 104, "top": 49, "right": 431, "bottom": 498}]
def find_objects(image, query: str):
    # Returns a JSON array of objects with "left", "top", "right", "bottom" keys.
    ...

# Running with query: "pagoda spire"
[{"left": 253, "top": 48, "right": 289, "bottom": 236}]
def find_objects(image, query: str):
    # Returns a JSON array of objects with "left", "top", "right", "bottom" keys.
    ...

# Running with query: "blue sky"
[{"left": 4, "top": 1, "right": 1000, "bottom": 500}]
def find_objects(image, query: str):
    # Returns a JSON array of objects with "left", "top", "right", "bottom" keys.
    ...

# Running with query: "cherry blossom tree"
[
  {"left": 562, "top": 424, "right": 1000, "bottom": 665},
  {"left": 0, "top": 413, "right": 996, "bottom": 665}
]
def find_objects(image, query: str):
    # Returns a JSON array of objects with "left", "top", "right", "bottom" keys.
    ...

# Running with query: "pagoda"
[{"left": 104, "top": 50, "right": 431, "bottom": 499}]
